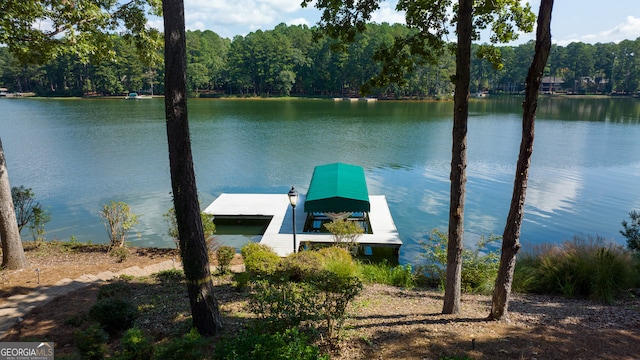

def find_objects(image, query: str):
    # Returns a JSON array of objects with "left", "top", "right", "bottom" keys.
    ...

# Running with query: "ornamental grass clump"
[{"left": 512, "top": 235, "right": 636, "bottom": 303}]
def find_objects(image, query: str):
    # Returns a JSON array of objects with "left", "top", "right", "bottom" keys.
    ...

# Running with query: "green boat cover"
[{"left": 304, "top": 163, "right": 370, "bottom": 213}]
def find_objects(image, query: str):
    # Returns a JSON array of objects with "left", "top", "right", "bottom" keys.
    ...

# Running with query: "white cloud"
[
  {"left": 181, "top": 0, "right": 313, "bottom": 37},
  {"left": 370, "top": 2, "right": 405, "bottom": 25},
  {"left": 556, "top": 16, "right": 640, "bottom": 46},
  {"left": 288, "top": 17, "right": 311, "bottom": 27}
]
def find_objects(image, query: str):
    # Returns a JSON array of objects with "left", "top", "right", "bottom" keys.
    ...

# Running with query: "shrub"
[
  {"left": 308, "top": 269, "right": 363, "bottom": 339},
  {"left": 154, "top": 328, "right": 210, "bottom": 360},
  {"left": 29, "top": 204, "right": 51, "bottom": 246},
  {"left": 247, "top": 247, "right": 363, "bottom": 339},
  {"left": 418, "top": 229, "right": 500, "bottom": 294},
  {"left": 97, "top": 281, "right": 132, "bottom": 300},
  {"left": 318, "top": 246, "right": 359, "bottom": 278},
  {"left": 99, "top": 201, "right": 138, "bottom": 251},
  {"left": 241, "top": 243, "right": 281, "bottom": 277},
  {"left": 323, "top": 219, "right": 364, "bottom": 248},
  {"left": 89, "top": 297, "right": 139, "bottom": 334},
  {"left": 117, "top": 327, "right": 153, "bottom": 360},
  {"left": 154, "top": 268, "right": 185, "bottom": 283},
  {"left": 278, "top": 250, "right": 324, "bottom": 281},
  {"left": 109, "top": 246, "right": 129, "bottom": 262},
  {"left": 233, "top": 271, "right": 251, "bottom": 290},
  {"left": 249, "top": 280, "right": 319, "bottom": 332},
  {"left": 216, "top": 246, "right": 236, "bottom": 274},
  {"left": 213, "top": 328, "right": 328, "bottom": 360},
  {"left": 74, "top": 323, "right": 109, "bottom": 360}
]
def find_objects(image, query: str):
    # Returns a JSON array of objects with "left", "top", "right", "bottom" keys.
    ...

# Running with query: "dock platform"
[{"left": 204, "top": 193, "right": 402, "bottom": 257}]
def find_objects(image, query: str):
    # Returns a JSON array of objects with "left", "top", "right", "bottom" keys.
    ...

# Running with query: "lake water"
[{"left": 1, "top": 96, "right": 639, "bottom": 264}]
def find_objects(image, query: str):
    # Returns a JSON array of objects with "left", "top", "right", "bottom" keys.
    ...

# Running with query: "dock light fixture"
[{"left": 288, "top": 186, "right": 298, "bottom": 253}]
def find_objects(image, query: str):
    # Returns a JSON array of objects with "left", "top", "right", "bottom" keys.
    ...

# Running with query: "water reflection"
[{"left": 527, "top": 168, "right": 583, "bottom": 217}]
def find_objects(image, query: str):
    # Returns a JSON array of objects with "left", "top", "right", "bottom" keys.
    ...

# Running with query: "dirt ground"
[{"left": 2, "top": 243, "right": 639, "bottom": 359}]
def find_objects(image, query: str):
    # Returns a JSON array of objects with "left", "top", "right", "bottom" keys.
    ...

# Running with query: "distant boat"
[
  {"left": 125, "top": 92, "right": 151, "bottom": 100},
  {"left": 475, "top": 91, "right": 489, "bottom": 98}
]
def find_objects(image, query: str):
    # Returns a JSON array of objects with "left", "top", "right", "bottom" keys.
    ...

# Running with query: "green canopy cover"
[{"left": 304, "top": 163, "right": 370, "bottom": 213}]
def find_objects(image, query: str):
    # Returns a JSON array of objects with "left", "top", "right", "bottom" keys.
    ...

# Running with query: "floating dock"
[{"left": 203, "top": 193, "right": 402, "bottom": 257}]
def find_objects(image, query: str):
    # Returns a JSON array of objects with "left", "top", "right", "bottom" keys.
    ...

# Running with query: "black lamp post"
[{"left": 287, "top": 186, "right": 298, "bottom": 253}]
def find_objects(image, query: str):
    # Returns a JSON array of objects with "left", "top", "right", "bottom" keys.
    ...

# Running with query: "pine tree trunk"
[
  {"left": 162, "top": 0, "right": 223, "bottom": 335},
  {"left": 443, "top": 0, "right": 472, "bottom": 315},
  {"left": 0, "top": 138, "right": 28, "bottom": 270},
  {"left": 489, "top": 0, "right": 554, "bottom": 321}
]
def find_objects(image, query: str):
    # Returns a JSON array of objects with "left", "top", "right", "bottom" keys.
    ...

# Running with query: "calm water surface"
[{"left": 2, "top": 97, "right": 639, "bottom": 263}]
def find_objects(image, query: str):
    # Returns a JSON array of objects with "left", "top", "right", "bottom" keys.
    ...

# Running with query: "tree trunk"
[
  {"left": 443, "top": 0, "right": 473, "bottom": 315},
  {"left": 162, "top": 0, "right": 223, "bottom": 335},
  {"left": 0, "top": 138, "right": 28, "bottom": 270},
  {"left": 489, "top": 0, "right": 554, "bottom": 321}
]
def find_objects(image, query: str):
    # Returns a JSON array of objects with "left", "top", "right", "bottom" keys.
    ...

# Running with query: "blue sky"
[{"left": 149, "top": 0, "right": 640, "bottom": 46}]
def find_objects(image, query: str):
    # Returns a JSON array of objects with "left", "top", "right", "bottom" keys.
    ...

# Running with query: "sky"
[{"left": 149, "top": 0, "right": 640, "bottom": 46}]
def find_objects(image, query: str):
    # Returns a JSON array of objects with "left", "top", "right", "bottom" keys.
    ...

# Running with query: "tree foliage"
[
  {"left": 0, "top": 0, "right": 163, "bottom": 66},
  {"left": 2, "top": 27, "right": 639, "bottom": 97}
]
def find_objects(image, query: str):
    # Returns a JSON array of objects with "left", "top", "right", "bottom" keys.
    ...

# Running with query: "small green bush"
[
  {"left": 74, "top": 323, "right": 108, "bottom": 360},
  {"left": 110, "top": 246, "right": 129, "bottom": 262},
  {"left": 213, "top": 328, "right": 328, "bottom": 360},
  {"left": 278, "top": 250, "right": 324, "bottom": 281},
  {"left": 309, "top": 269, "right": 363, "bottom": 339},
  {"left": 323, "top": 219, "right": 364, "bottom": 248},
  {"left": 233, "top": 271, "right": 252, "bottom": 290},
  {"left": 246, "top": 247, "right": 363, "bottom": 340},
  {"left": 216, "top": 246, "right": 236, "bottom": 274},
  {"left": 249, "top": 280, "right": 319, "bottom": 332},
  {"left": 64, "top": 313, "right": 88, "bottom": 327},
  {"left": 89, "top": 298, "right": 139, "bottom": 334},
  {"left": 154, "top": 268, "right": 185, "bottom": 283},
  {"left": 318, "top": 246, "right": 359, "bottom": 278},
  {"left": 97, "top": 281, "right": 132, "bottom": 300},
  {"left": 154, "top": 328, "right": 210, "bottom": 360},
  {"left": 116, "top": 327, "right": 153, "bottom": 360},
  {"left": 241, "top": 243, "right": 281, "bottom": 277}
]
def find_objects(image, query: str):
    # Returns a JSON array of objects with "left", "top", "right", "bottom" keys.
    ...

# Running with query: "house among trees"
[{"left": 540, "top": 76, "right": 564, "bottom": 93}]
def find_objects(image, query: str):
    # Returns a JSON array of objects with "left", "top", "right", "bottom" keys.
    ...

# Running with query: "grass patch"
[{"left": 358, "top": 260, "right": 415, "bottom": 288}]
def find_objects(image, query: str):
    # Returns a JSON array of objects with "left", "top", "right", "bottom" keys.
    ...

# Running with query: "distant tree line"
[{"left": 1, "top": 23, "right": 638, "bottom": 98}]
